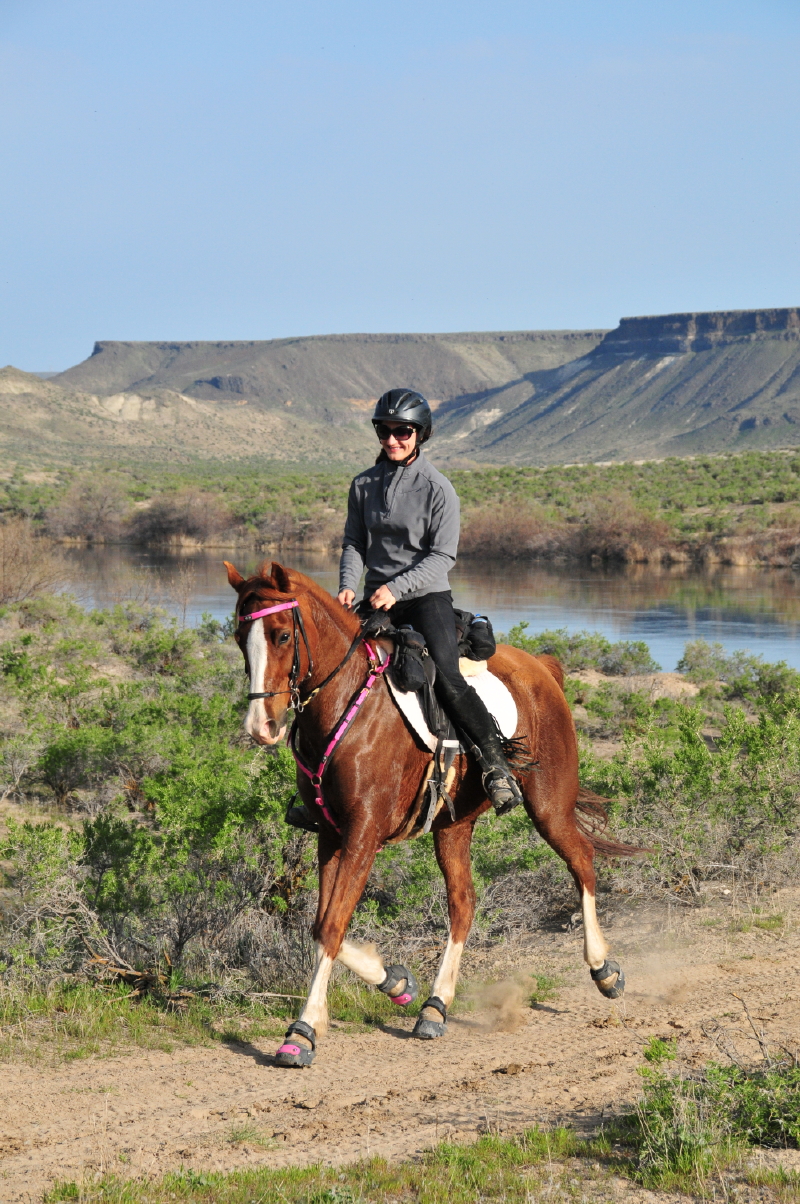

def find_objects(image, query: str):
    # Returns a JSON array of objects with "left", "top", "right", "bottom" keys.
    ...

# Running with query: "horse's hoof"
[
  {"left": 413, "top": 1018, "right": 446, "bottom": 1039},
  {"left": 377, "top": 964, "right": 418, "bottom": 1007},
  {"left": 590, "top": 959, "right": 625, "bottom": 999},
  {"left": 275, "top": 1020, "right": 316, "bottom": 1067},
  {"left": 413, "top": 995, "right": 447, "bottom": 1039}
]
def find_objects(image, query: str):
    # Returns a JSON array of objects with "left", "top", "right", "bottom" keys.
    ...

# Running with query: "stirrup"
[
  {"left": 483, "top": 768, "right": 523, "bottom": 816},
  {"left": 285, "top": 802, "right": 320, "bottom": 833}
]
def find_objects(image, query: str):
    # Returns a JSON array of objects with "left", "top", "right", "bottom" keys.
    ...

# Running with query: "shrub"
[
  {"left": 678, "top": 639, "right": 800, "bottom": 700},
  {"left": 625, "top": 1056, "right": 800, "bottom": 1190},
  {"left": 44, "top": 474, "right": 128, "bottom": 541},
  {"left": 127, "top": 489, "right": 233, "bottom": 543},
  {"left": 459, "top": 504, "right": 564, "bottom": 559},
  {"left": 501, "top": 622, "right": 661, "bottom": 675},
  {"left": 586, "top": 701, "right": 800, "bottom": 891},
  {"left": 0, "top": 518, "right": 64, "bottom": 604},
  {"left": 571, "top": 491, "right": 674, "bottom": 563}
]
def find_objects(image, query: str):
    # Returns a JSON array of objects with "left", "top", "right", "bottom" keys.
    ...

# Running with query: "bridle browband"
[{"left": 239, "top": 594, "right": 365, "bottom": 713}]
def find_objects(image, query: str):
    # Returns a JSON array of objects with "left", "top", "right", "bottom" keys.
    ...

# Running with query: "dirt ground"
[{"left": 2, "top": 887, "right": 799, "bottom": 1202}]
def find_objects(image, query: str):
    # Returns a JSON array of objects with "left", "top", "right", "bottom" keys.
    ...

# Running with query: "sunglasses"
[{"left": 373, "top": 423, "right": 418, "bottom": 441}]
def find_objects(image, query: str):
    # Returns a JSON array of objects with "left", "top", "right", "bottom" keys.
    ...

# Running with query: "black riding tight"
[{"left": 385, "top": 591, "right": 468, "bottom": 707}]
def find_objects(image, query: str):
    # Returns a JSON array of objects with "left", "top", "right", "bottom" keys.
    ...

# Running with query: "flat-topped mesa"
[{"left": 597, "top": 307, "right": 800, "bottom": 358}]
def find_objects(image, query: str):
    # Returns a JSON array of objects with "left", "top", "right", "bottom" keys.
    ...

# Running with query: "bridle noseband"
[
  {"left": 239, "top": 595, "right": 370, "bottom": 713},
  {"left": 239, "top": 598, "right": 315, "bottom": 710}
]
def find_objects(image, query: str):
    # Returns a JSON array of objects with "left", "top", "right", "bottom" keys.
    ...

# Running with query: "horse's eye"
[{"left": 278, "top": 631, "right": 291, "bottom": 645}]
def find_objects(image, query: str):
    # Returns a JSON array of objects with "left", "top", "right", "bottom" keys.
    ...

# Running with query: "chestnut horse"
[{"left": 226, "top": 559, "right": 633, "bottom": 1067}]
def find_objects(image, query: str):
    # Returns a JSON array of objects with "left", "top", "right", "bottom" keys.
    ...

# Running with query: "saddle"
[{"left": 359, "top": 606, "right": 500, "bottom": 837}]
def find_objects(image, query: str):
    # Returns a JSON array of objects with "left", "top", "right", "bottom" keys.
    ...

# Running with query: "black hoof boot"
[
  {"left": 413, "top": 995, "right": 447, "bottom": 1040},
  {"left": 275, "top": 1020, "right": 316, "bottom": 1067},
  {"left": 484, "top": 769, "right": 523, "bottom": 816},
  {"left": 377, "top": 964, "right": 418, "bottom": 1007},
  {"left": 285, "top": 803, "right": 320, "bottom": 833},
  {"left": 590, "top": 959, "right": 625, "bottom": 999}
]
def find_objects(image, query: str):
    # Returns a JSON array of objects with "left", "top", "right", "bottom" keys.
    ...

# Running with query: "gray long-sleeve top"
[{"left": 339, "top": 451, "right": 460, "bottom": 601}]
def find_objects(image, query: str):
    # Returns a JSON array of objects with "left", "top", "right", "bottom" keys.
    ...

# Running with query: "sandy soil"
[{"left": 2, "top": 889, "right": 799, "bottom": 1201}]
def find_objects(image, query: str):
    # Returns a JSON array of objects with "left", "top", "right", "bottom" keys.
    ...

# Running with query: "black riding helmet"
[{"left": 372, "top": 389, "right": 433, "bottom": 443}]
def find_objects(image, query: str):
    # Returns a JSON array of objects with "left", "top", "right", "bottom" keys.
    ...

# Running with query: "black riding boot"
[{"left": 440, "top": 684, "right": 523, "bottom": 816}]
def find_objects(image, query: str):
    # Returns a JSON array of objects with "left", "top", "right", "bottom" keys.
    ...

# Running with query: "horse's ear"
[
  {"left": 224, "top": 561, "right": 244, "bottom": 589},
  {"left": 255, "top": 560, "right": 276, "bottom": 585},
  {"left": 270, "top": 562, "right": 294, "bottom": 594}
]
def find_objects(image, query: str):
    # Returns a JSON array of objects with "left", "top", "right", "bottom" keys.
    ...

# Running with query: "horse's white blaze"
[
  {"left": 336, "top": 939, "right": 386, "bottom": 986},
  {"left": 430, "top": 936, "right": 464, "bottom": 1009},
  {"left": 299, "top": 942, "right": 334, "bottom": 1036},
  {"left": 245, "top": 620, "right": 268, "bottom": 740},
  {"left": 581, "top": 886, "right": 609, "bottom": 969}
]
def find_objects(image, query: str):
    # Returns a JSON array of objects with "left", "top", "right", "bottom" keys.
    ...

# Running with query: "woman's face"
[{"left": 377, "top": 421, "right": 419, "bottom": 461}]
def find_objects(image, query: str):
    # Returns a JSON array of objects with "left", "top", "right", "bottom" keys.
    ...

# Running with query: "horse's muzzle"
[{"left": 245, "top": 706, "right": 288, "bottom": 746}]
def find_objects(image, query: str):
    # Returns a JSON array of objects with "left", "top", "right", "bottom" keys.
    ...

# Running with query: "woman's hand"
[
  {"left": 338, "top": 589, "right": 355, "bottom": 610},
  {"left": 369, "top": 584, "right": 397, "bottom": 611}
]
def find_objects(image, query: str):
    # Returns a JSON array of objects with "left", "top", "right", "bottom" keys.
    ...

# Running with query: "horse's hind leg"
[
  {"left": 413, "top": 818, "right": 477, "bottom": 1040},
  {"left": 528, "top": 790, "right": 624, "bottom": 999}
]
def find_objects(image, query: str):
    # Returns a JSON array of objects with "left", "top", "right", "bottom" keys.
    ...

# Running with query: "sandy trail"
[{"left": 2, "top": 891, "right": 799, "bottom": 1201}]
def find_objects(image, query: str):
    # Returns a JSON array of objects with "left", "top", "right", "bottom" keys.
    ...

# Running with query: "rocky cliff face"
[
  {"left": 433, "top": 307, "right": 800, "bottom": 464},
  {"left": 600, "top": 308, "right": 800, "bottom": 357}
]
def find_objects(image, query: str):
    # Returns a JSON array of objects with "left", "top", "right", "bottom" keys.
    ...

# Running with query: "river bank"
[{"left": 6, "top": 447, "right": 800, "bottom": 568}]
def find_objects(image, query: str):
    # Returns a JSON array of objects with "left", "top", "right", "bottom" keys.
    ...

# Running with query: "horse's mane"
[{"left": 239, "top": 561, "right": 361, "bottom": 638}]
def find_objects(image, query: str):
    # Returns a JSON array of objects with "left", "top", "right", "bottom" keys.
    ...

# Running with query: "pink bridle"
[{"left": 239, "top": 600, "right": 299, "bottom": 623}]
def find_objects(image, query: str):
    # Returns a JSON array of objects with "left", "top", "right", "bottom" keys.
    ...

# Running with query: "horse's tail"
[
  {"left": 536, "top": 654, "right": 564, "bottom": 691},
  {"left": 574, "top": 786, "right": 649, "bottom": 857}
]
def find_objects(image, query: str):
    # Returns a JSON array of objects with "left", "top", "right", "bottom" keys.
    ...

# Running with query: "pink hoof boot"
[
  {"left": 274, "top": 1020, "right": 316, "bottom": 1068},
  {"left": 377, "top": 964, "right": 418, "bottom": 1007}
]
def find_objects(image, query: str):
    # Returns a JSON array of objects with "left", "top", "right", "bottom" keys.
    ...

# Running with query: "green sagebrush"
[
  {"left": 501, "top": 621, "right": 660, "bottom": 675},
  {"left": 628, "top": 1058, "right": 800, "bottom": 1188}
]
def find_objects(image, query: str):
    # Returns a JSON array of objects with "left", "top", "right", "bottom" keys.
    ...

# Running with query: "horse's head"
[{"left": 225, "top": 559, "right": 318, "bottom": 745}]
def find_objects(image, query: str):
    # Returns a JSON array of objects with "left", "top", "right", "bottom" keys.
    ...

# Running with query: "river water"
[{"left": 59, "top": 545, "right": 800, "bottom": 672}]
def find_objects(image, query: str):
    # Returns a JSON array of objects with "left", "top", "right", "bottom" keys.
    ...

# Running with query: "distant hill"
[
  {"left": 3, "top": 310, "right": 800, "bottom": 466},
  {"left": 1, "top": 331, "right": 603, "bottom": 464},
  {"left": 433, "top": 308, "right": 800, "bottom": 463}
]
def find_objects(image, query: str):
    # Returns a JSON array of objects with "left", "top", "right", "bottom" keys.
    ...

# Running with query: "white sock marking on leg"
[
  {"left": 336, "top": 940, "right": 386, "bottom": 986},
  {"left": 430, "top": 937, "right": 464, "bottom": 1009},
  {"left": 299, "top": 942, "right": 334, "bottom": 1037},
  {"left": 581, "top": 886, "right": 609, "bottom": 970}
]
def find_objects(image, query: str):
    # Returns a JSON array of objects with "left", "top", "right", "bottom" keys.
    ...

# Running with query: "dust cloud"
[{"left": 463, "top": 977, "right": 535, "bottom": 1033}]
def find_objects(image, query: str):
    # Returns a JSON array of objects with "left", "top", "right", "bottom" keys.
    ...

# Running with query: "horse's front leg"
[
  {"left": 275, "top": 824, "right": 381, "bottom": 1068},
  {"left": 336, "top": 939, "right": 419, "bottom": 1007},
  {"left": 414, "top": 818, "right": 477, "bottom": 1040}
]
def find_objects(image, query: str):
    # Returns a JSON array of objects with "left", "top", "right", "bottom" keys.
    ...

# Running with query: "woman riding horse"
[{"left": 287, "top": 387, "right": 522, "bottom": 832}]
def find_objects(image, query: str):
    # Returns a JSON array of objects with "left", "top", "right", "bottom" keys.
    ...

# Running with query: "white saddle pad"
[{"left": 385, "top": 657, "right": 518, "bottom": 754}]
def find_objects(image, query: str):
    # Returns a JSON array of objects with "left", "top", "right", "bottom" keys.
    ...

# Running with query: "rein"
[
  {"left": 239, "top": 593, "right": 392, "bottom": 831},
  {"left": 291, "top": 640, "right": 390, "bottom": 833}
]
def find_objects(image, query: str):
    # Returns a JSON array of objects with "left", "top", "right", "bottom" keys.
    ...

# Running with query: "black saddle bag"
[
  {"left": 453, "top": 608, "right": 497, "bottom": 662},
  {"left": 389, "top": 625, "right": 428, "bottom": 693}
]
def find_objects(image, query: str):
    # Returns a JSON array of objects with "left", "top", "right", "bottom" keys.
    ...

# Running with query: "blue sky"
[{"left": 1, "top": 0, "right": 799, "bottom": 370}]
